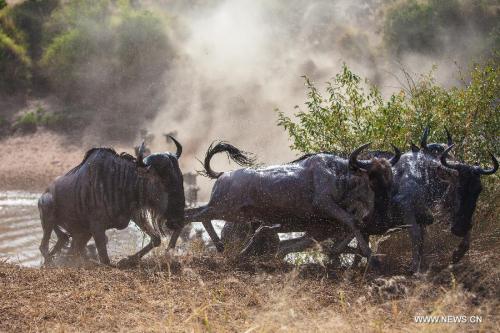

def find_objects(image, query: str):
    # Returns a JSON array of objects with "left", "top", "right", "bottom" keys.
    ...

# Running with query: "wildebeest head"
[
  {"left": 140, "top": 136, "right": 185, "bottom": 231},
  {"left": 419, "top": 126, "right": 453, "bottom": 156},
  {"left": 440, "top": 144, "right": 498, "bottom": 237},
  {"left": 349, "top": 143, "right": 401, "bottom": 191},
  {"left": 349, "top": 143, "right": 401, "bottom": 225}
]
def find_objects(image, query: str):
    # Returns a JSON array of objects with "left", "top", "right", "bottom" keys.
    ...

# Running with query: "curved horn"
[
  {"left": 389, "top": 144, "right": 401, "bottom": 166},
  {"left": 136, "top": 141, "right": 146, "bottom": 167},
  {"left": 410, "top": 142, "right": 419, "bottom": 153},
  {"left": 348, "top": 143, "right": 371, "bottom": 171},
  {"left": 440, "top": 144, "right": 460, "bottom": 170},
  {"left": 445, "top": 127, "right": 453, "bottom": 146},
  {"left": 167, "top": 135, "right": 182, "bottom": 159},
  {"left": 420, "top": 127, "right": 429, "bottom": 149},
  {"left": 473, "top": 153, "right": 499, "bottom": 175}
]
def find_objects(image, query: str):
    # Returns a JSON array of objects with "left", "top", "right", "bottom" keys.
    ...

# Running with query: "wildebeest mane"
[
  {"left": 288, "top": 151, "right": 343, "bottom": 164},
  {"left": 66, "top": 148, "right": 138, "bottom": 176}
]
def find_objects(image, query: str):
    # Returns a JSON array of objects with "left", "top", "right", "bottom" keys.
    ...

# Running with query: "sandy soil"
[{"left": 0, "top": 131, "right": 85, "bottom": 191}]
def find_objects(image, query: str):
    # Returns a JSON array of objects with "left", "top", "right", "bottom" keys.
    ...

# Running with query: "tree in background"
[
  {"left": 0, "top": 0, "right": 58, "bottom": 94},
  {"left": 40, "top": 0, "right": 173, "bottom": 140},
  {"left": 383, "top": 0, "right": 499, "bottom": 58}
]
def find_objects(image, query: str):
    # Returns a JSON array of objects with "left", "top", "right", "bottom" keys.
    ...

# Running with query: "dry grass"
[{"left": 0, "top": 246, "right": 498, "bottom": 333}]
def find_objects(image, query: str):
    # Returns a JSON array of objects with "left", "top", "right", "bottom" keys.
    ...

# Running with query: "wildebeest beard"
[{"left": 149, "top": 155, "right": 185, "bottom": 232}]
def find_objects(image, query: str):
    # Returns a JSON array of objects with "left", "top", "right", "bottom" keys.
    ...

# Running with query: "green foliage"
[
  {"left": 13, "top": 105, "right": 64, "bottom": 132},
  {"left": 277, "top": 60, "right": 499, "bottom": 227},
  {"left": 38, "top": 0, "right": 172, "bottom": 139},
  {"left": 0, "top": 0, "right": 58, "bottom": 94},
  {"left": 277, "top": 61, "right": 499, "bottom": 166},
  {"left": 0, "top": 27, "right": 31, "bottom": 92},
  {"left": 383, "top": 0, "right": 499, "bottom": 56}
]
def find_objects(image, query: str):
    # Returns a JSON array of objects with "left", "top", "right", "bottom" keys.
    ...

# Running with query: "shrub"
[
  {"left": 0, "top": 0, "right": 58, "bottom": 94},
  {"left": 39, "top": 0, "right": 172, "bottom": 140},
  {"left": 383, "top": 0, "right": 499, "bottom": 57},
  {"left": 277, "top": 60, "right": 499, "bottom": 231},
  {"left": 277, "top": 61, "right": 499, "bottom": 163},
  {"left": 13, "top": 106, "right": 64, "bottom": 133}
]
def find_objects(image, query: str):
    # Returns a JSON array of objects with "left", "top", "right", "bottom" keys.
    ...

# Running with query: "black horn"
[
  {"left": 410, "top": 142, "right": 419, "bottom": 153},
  {"left": 136, "top": 141, "right": 147, "bottom": 167},
  {"left": 348, "top": 143, "right": 371, "bottom": 171},
  {"left": 420, "top": 127, "right": 429, "bottom": 150},
  {"left": 445, "top": 127, "right": 453, "bottom": 146},
  {"left": 389, "top": 144, "right": 401, "bottom": 166},
  {"left": 473, "top": 153, "right": 499, "bottom": 175},
  {"left": 440, "top": 144, "right": 460, "bottom": 170},
  {"left": 167, "top": 135, "right": 182, "bottom": 159}
]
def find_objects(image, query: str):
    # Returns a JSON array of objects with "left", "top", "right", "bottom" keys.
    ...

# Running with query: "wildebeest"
[
  {"left": 38, "top": 136, "right": 185, "bottom": 266},
  {"left": 218, "top": 127, "right": 497, "bottom": 273},
  {"left": 185, "top": 141, "right": 400, "bottom": 264},
  {"left": 342, "top": 128, "right": 498, "bottom": 271}
]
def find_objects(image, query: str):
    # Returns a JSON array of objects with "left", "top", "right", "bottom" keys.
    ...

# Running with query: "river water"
[{"left": 0, "top": 191, "right": 225, "bottom": 267}]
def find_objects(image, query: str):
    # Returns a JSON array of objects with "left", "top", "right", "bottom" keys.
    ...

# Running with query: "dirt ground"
[
  {"left": 0, "top": 131, "right": 83, "bottom": 191},
  {"left": 0, "top": 248, "right": 499, "bottom": 333}
]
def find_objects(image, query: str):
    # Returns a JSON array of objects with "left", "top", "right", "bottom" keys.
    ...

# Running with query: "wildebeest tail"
[{"left": 199, "top": 141, "right": 256, "bottom": 179}]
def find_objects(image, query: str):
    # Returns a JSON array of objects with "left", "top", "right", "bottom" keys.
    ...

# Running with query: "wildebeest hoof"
[
  {"left": 368, "top": 256, "right": 382, "bottom": 271},
  {"left": 452, "top": 250, "right": 465, "bottom": 264},
  {"left": 215, "top": 242, "right": 225, "bottom": 252},
  {"left": 117, "top": 257, "right": 139, "bottom": 268}
]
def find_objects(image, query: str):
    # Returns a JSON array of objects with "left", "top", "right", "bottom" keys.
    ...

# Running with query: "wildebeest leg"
[
  {"left": 327, "top": 233, "right": 355, "bottom": 257},
  {"left": 351, "top": 232, "right": 369, "bottom": 267},
  {"left": 202, "top": 221, "right": 224, "bottom": 252},
  {"left": 38, "top": 192, "right": 55, "bottom": 262},
  {"left": 276, "top": 235, "right": 316, "bottom": 258},
  {"left": 409, "top": 222, "right": 425, "bottom": 273},
  {"left": 452, "top": 231, "right": 470, "bottom": 264},
  {"left": 91, "top": 226, "right": 111, "bottom": 265},
  {"left": 118, "top": 216, "right": 161, "bottom": 267},
  {"left": 185, "top": 206, "right": 224, "bottom": 251},
  {"left": 39, "top": 223, "right": 52, "bottom": 262},
  {"left": 313, "top": 199, "right": 372, "bottom": 260},
  {"left": 239, "top": 224, "right": 280, "bottom": 257},
  {"left": 69, "top": 232, "right": 92, "bottom": 262},
  {"left": 166, "top": 227, "right": 183, "bottom": 250},
  {"left": 46, "top": 226, "right": 70, "bottom": 260}
]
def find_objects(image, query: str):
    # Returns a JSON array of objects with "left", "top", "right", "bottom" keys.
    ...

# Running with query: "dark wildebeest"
[
  {"left": 184, "top": 141, "right": 400, "bottom": 264},
  {"left": 356, "top": 128, "right": 498, "bottom": 272},
  {"left": 38, "top": 137, "right": 185, "bottom": 266},
  {"left": 220, "top": 127, "right": 498, "bottom": 274}
]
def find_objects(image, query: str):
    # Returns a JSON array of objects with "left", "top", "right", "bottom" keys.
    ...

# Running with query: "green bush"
[
  {"left": 13, "top": 106, "right": 64, "bottom": 133},
  {"left": 0, "top": 0, "right": 58, "bottom": 94},
  {"left": 39, "top": 0, "right": 172, "bottom": 139},
  {"left": 0, "top": 28, "right": 31, "bottom": 92},
  {"left": 277, "top": 61, "right": 499, "bottom": 164},
  {"left": 277, "top": 60, "right": 499, "bottom": 234}
]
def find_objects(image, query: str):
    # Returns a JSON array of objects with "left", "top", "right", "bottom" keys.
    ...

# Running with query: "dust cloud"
[{"left": 136, "top": 0, "right": 488, "bottom": 199}]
